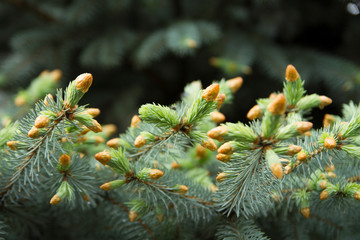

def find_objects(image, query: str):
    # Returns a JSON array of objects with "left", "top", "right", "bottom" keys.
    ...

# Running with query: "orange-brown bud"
[
  {"left": 131, "top": 115, "right": 141, "bottom": 128},
  {"left": 59, "top": 154, "right": 71, "bottom": 166},
  {"left": 216, "top": 172, "right": 227, "bottom": 182},
  {"left": 207, "top": 126, "right": 228, "bottom": 140},
  {"left": 185, "top": 38, "right": 197, "bottom": 48},
  {"left": 94, "top": 136, "right": 105, "bottom": 144},
  {"left": 50, "top": 69, "right": 62, "bottom": 82},
  {"left": 202, "top": 83, "right": 220, "bottom": 101},
  {"left": 301, "top": 207, "right": 310, "bottom": 219},
  {"left": 323, "top": 114, "right": 336, "bottom": 128},
  {"left": 28, "top": 126, "right": 40, "bottom": 138},
  {"left": 211, "top": 111, "right": 226, "bottom": 123},
  {"left": 86, "top": 108, "right": 100, "bottom": 117},
  {"left": 149, "top": 169, "right": 164, "bottom": 180},
  {"left": 319, "top": 180, "right": 327, "bottom": 189},
  {"left": 296, "top": 121, "right": 313, "bottom": 134},
  {"left": 267, "top": 94, "right": 286, "bottom": 115},
  {"left": 270, "top": 162, "right": 283, "bottom": 179},
  {"left": 216, "top": 153, "right": 231, "bottom": 163},
  {"left": 227, "top": 77, "right": 243, "bottom": 93},
  {"left": 218, "top": 142, "right": 233, "bottom": 154},
  {"left": 156, "top": 214, "right": 164, "bottom": 222},
  {"left": 100, "top": 182, "right": 112, "bottom": 191},
  {"left": 80, "top": 126, "right": 90, "bottom": 135},
  {"left": 34, "top": 115, "right": 50, "bottom": 128},
  {"left": 324, "top": 137, "right": 336, "bottom": 149},
  {"left": 284, "top": 165, "right": 292, "bottom": 174},
  {"left": 327, "top": 172, "right": 336, "bottom": 178},
  {"left": 82, "top": 194, "right": 90, "bottom": 202},
  {"left": 75, "top": 73, "right": 93, "bottom": 93},
  {"left": 201, "top": 138, "right": 217, "bottom": 151},
  {"left": 285, "top": 64, "right": 299, "bottom": 82},
  {"left": 94, "top": 151, "right": 112, "bottom": 165},
  {"left": 171, "top": 162, "right": 181, "bottom": 169},
  {"left": 269, "top": 92, "right": 277, "bottom": 100},
  {"left": 247, "top": 105, "right": 262, "bottom": 120},
  {"left": 134, "top": 135, "right": 146, "bottom": 148},
  {"left": 216, "top": 93, "right": 226, "bottom": 109},
  {"left": 320, "top": 190, "right": 329, "bottom": 200},
  {"left": 44, "top": 94, "right": 54, "bottom": 106},
  {"left": 297, "top": 152, "right": 307, "bottom": 162},
  {"left": 7, "top": 141, "right": 19, "bottom": 151},
  {"left": 354, "top": 191, "right": 360, "bottom": 201},
  {"left": 196, "top": 144, "right": 207, "bottom": 158},
  {"left": 14, "top": 96, "right": 26, "bottom": 107},
  {"left": 50, "top": 194, "right": 62, "bottom": 205},
  {"left": 106, "top": 138, "right": 120, "bottom": 149},
  {"left": 88, "top": 120, "right": 103, "bottom": 133},
  {"left": 319, "top": 96, "right": 332, "bottom": 109},
  {"left": 129, "top": 210, "right": 139, "bottom": 222},
  {"left": 325, "top": 164, "right": 335, "bottom": 172},
  {"left": 177, "top": 185, "right": 188, "bottom": 195},
  {"left": 102, "top": 124, "right": 117, "bottom": 136},
  {"left": 287, "top": 145, "right": 302, "bottom": 155}
]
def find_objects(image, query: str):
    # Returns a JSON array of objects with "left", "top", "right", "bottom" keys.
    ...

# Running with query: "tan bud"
[
  {"left": 129, "top": 210, "right": 139, "bottom": 222},
  {"left": 7, "top": 141, "right": 19, "bottom": 151},
  {"left": 14, "top": 96, "right": 26, "bottom": 107},
  {"left": 227, "top": 77, "right": 243, "bottom": 93},
  {"left": 267, "top": 94, "right": 286, "bottom": 115},
  {"left": 216, "top": 153, "right": 231, "bottom": 163},
  {"left": 171, "top": 162, "right": 181, "bottom": 169},
  {"left": 80, "top": 126, "right": 90, "bottom": 135},
  {"left": 327, "top": 172, "right": 336, "bottom": 178},
  {"left": 94, "top": 136, "right": 105, "bottom": 144},
  {"left": 210, "top": 111, "right": 226, "bottom": 123},
  {"left": 325, "top": 164, "right": 335, "bottom": 172},
  {"left": 270, "top": 162, "right": 283, "bottom": 179},
  {"left": 50, "top": 69, "right": 62, "bottom": 82},
  {"left": 75, "top": 73, "right": 93, "bottom": 93},
  {"left": 28, "top": 126, "right": 40, "bottom": 138},
  {"left": 100, "top": 182, "right": 112, "bottom": 191},
  {"left": 320, "top": 190, "right": 329, "bottom": 200},
  {"left": 216, "top": 93, "right": 226, "bottom": 109},
  {"left": 354, "top": 191, "right": 360, "bottom": 201},
  {"left": 216, "top": 172, "right": 227, "bottom": 182},
  {"left": 94, "top": 151, "right": 112, "bottom": 165},
  {"left": 177, "top": 185, "right": 188, "bottom": 195},
  {"left": 324, "top": 137, "right": 336, "bottom": 149},
  {"left": 50, "top": 194, "right": 62, "bottom": 205},
  {"left": 323, "top": 114, "right": 336, "bottom": 128},
  {"left": 287, "top": 145, "right": 302, "bottom": 155},
  {"left": 210, "top": 184, "right": 218, "bottom": 192},
  {"left": 295, "top": 121, "right": 313, "bottom": 134},
  {"left": 107, "top": 138, "right": 120, "bottom": 149},
  {"left": 247, "top": 105, "right": 262, "bottom": 120},
  {"left": 202, "top": 83, "right": 220, "bottom": 101},
  {"left": 149, "top": 169, "right": 164, "bottom": 180},
  {"left": 185, "top": 38, "right": 197, "bottom": 48},
  {"left": 319, "top": 180, "right": 327, "bottom": 189},
  {"left": 34, "top": 115, "right": 50, "bottom": 128},
  {"left": 59, "top": 154, "right": 71, "bottom": 166},
  {"left": 301, "top": 207, "right": 310, "bottom": 219},
  {"left": 44, "top": 94, "right": 54, "bottom": 106},
  {"left": 284, "top": 165, "right": 292, "bottom": 174},
  {"left": 207, "top": 126, "right": 228, "bottom": 140},
  {"left": 88, "top": 119, "right": 103, "bottom": 133},
  {"left": 201, "top": 138, "right": 217, "bottom": 151},
  {"left": 319, "top": 96, "right": 332, "bottom": 109},
  {"left": 196, "top": 144, "right": 207, "bottom": 158},
  {"left": 297, "top": 152, "right": 307, "bottom": 162},
  {"left": 82, "top": 194, "right": 90, "bottom": 202},
  {"left": 134, "top": 135, "right": 147, "bottom": 148},
  {"left": 86, "top": 108, "right": 100, "bottom": 117},
  {"left": 218, "top": 142, "right": 233, "bottom": 154},
  {"left": 131, "top": 115, "right": 141, "bottom": 128},
  {"left": 285, "top": 64, "right": 299, "bottom": 82}
]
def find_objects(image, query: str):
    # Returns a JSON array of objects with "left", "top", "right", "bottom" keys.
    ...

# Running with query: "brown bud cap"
[
  {"left": 354, "top": 192, "right": 360, "bottom": 201},
  {"left": 270, "top": 162, "right": 283, "bottom": 179},
  {"left": 94, "top": 151, "right": 112, "bottom": 165},
  {"left": 86, "top": 108, "right": 100, "bottom": 117},
  {"left": 285, "top": 64, "right": 299, "bottom": 82},
  {"left": 50, "top": 194, "right": 62, "bottom": 205},
  {"left": 7, "top": 141, "right": 19, "bottom": 151},
  {"left": 134, "top": 135, "right": 147, "bottom": 148},
  {"left": 211, "top": 111, "right": 226, "bottom": 123},
  {"left": 171, "top": 162, "right": 181, "bottom": 169},
  {"left": 88, "top": 120, "right": 102, "bottom": 133},
  {"left": 50, "top": 69, "right": 62, "bottom": 82},
  {"left": 196, "top": 144, "right": 207, "bottom": 158},
  {"left": 324, "top": 137, "right": 336, "bottom": 149},
  {"left": 319, "top": 180, "right": 327, "bottom": 190},
  {"left": 202, "top": 83, "right": 220, "bottom": 101},
  {"left": 216, "top": 172, "right": 227, "bottom": 182},
  {"left": 227, "top": 77, "right": 243, "bottom": 93},
  {"left": 297, "top": 152, "right": 307, "bottom": 162},
  {"left": 28, "top": 126, "right": 40, "bottom": 138},
  {"left": 267, "top": 94, "right": 286, "bottom": 115},
  {"left": 34, "top": 115, "right": 50, "bottom": 128},
  {"left": 131, "top": 115, "right": 141, "bottom": 128},
  {"left": 320, "top": 190, "right": 329, "bottom": 200},
  {"left": 218, "top": 142, "right": 233, "bottom": 154},
  {"left": 75, "top": 73, "right": 93, "bottom": 93},
  {"left": 327, "top": 172, "right": 336, "bottom": 178},
  {"left": 216, "top": 93, "right": 226, "bottom": 109},
  {"left": 201, "top": 138, "right": 217, "bottom": 151},
  {"left": 59, "top": 154, "right": 71, "bottom": 166},
  {"left": 207, "top": 126, "right": 228, "bottom": 140},
  {"left": 301, "top": 207, "right": 310, "bottom": 219},
  {"left": 94, "top": 136, "right": 105, "bottom": 144},
  {"left": 287, "top": 145, "right": 302, "bottom": 155},
  {"left": 129, "top": 210, "right": 139, "bottom": 222},
  {"left": 323, "top": 114, "right": 336, "bottom": 128},
  {"left": 295, "top": 121, "right": 313, "bottom": 134},
  {"left": 185, "top": 38, "right": 197, "bottom": 48},
  {"left": 100, "top": 182, "right": 112, "bottom": 191},
  {"left": 319, "top": 96, "right": 332, "bottom": 109},
  {"left": 177, "top": 185, "right": 188, "bottom": 195},
  {"left": 44, "top": 94, "right": 54, "bottom": 106},
  {"left": 284, "top": 165, "right": 292, "bottom": 174},
  {"left": 14, "top": 96, "right": 26, "bottom": 107},
  {"left": 107, "top": 138, "right": 120, "bottom": 149},
  {"left": 149, "top": 169, "right": 164, "bottom": 180},
  {"left": 216, "top": 153, "right": 231, "bottom": 163},
  {"left": 247, "top": 105, "right": 262, "bottom": 120}
]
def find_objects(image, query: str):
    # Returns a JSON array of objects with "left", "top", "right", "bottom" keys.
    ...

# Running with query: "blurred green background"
[{"left": 0, "top": 0, "right": 360, "bottom": 130}]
